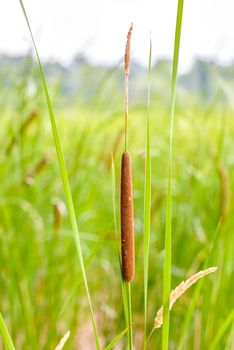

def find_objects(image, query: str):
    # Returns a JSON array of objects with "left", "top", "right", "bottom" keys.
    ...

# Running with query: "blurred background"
[{"left": 0, "top": 0, "right": 234, "bottom": 349}]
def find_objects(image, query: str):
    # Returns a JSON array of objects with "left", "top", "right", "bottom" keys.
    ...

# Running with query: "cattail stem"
[
  {"left": 121, "top": 151, "right": 135, "bottom": 282},
  {"left": 121, "top": 24, "right": 134, "bottom": 350},
  {"left": 127, "top": 282, "right": 133, "bottom": 349}
]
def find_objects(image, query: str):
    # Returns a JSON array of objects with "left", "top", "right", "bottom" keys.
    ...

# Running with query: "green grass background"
[{"left": 1, "top": 13, "right": 234, "bottom": 350}]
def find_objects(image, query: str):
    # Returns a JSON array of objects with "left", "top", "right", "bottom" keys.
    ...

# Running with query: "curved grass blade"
[
  {"left": 104, "top": 326, "right": 130, "bottom": 350},
  {"left": 162, "top": 1, "right": 184, "bottom": 349},
  {"left": 0, "top": 313, "right": 15, "bottom": 350},
  {"left": 18, "top": 1, "right": 100, "bottom": 348},
  {"left": 143, "top": 36, "right": 152, "bottom": 349}
]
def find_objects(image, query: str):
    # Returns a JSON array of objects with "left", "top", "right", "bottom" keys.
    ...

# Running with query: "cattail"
[
  {"left": 218, "top": 163, "right": 230, "bottom": 223},
  {"left": 120, "top": 24, "right": 135, "bottom": 282},
  {"left": 6, "top": 110, "right": 38, "bottom": 154},
  {"left": 20, "top": 110, "right": 38, "bottom": 135},
  {"left": 105, "top": 128, "right": 124, "bottom": 169},
  {"left": 52, "top": 197, "right": 66, "bottom": 232},
  {"left": 121, "top": 151, "right": 135, "bottom": 281},
  {"left": 25, "top": 155, "right": 51, "bottom": 185}
]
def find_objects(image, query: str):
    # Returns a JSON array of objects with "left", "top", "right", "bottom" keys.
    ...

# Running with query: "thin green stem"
[
  {"left": 162, "top": 1, "right": 184, "bottom": 349},
  {"left": 143, "top": 36, "right": 152, "bottom": 350},
  {"left": 125, "top": 74, "right": 129, "bottom": 152},
  {"left": 18, "top": 1, "right": 100, "bottom": 348},
  {"left": 127, "top": 282, "right": 133, "bottom": 350}
]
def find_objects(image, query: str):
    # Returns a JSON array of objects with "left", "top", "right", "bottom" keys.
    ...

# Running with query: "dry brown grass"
[
  {"left": 54, "top": 331, "right": 70, "bottom": 350},
  {"left": 147, "top": 267, "right": 217, "bottom": 342}
]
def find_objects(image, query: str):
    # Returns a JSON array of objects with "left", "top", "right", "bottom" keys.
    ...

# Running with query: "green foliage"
[
  {"left": 0, "top": 2, "right": 234, "bottom": 349},
  {"left": 1, "top": 72, "right": 234, "bottom": 348},
  {"left": 18, "top": 0, "right": 101, "bottom": 348}
]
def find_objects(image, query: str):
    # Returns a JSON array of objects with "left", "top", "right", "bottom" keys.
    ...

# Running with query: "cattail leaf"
[
  {"left": 162, "top": 1, "right": 184, "bottom": 349},
  {"left": 18, "top": 1, "right": 101, "bottom": 349},
  {"left": 143, "top": 35, "right": 152, "bottom": 349}
]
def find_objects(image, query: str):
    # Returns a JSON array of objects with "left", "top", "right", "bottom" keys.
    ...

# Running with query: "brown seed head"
[
  {"left": 125, "top": 23, "right": 133, "bottom": 76},
  {"left": 120, "top": 151, "right": 135, "bottom": 282},
  {"left": 218, "top": 163, "right": 230, "bottom": 223},
  {"left": 153, "top": 267, "right": 217, "bottom": 330},
  {"left": 25, "top": 155, "right": 51, "bottom": 185},
  {"left": 124, "top": 23, "right": 133, "bottom": 151}
]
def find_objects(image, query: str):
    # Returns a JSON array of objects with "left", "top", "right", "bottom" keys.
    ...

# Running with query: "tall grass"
[
  {"left": 143, "top": 36, "right": 152, "bottom": 349},
  {"left": 0, "top": 1, "right": 233, "bottom": 348},
  {"left": 162, "top": 0, "right": 184, "bottom": 349},
  {"left": 18, "top": 1, "right": 101, "bottom": 348},
  {"left": 120, "top": 24, "right": 135, "bottom": 350}
]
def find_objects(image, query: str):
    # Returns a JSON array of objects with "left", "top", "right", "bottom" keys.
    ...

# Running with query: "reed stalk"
[{"left": 120, "top": 23, "right": 135, "bottom": 350}]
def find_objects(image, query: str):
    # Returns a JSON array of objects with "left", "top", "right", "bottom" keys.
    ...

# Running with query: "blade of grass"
[
  {"left": 18, "top": 1, "right": 101, "bottom": 349},
  {"left": 143, "top": 35, "right": 152, "bottom": 349},
  {"left": 162, "top": 1, "right": 184, "bottom": 349},
  {"left": 0, "top": 313, "right": 15, "bottom": 350},
  {"left": 210, "top": 308, "right": 234, "bottom": 350},
  {"left": 104, "top": 326, "right": 130, "bottom": 350}
]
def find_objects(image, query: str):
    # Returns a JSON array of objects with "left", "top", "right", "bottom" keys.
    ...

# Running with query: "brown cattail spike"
[
  {"left": 6, "top": 110, "right": 38, "bottom": 155},
  {"left": 121, "top": 151, "right": 135, "bottom": 282},
  {"left": 24, "top": 155, "right": 51, "bottom": 185},
  {"left": 218, "top": 163, "right": 230, "bottom": 223}
]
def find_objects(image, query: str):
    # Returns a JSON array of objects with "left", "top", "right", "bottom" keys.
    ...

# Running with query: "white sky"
[{"left": 0, "top": 0, "right": 234, "bottom": 71}]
